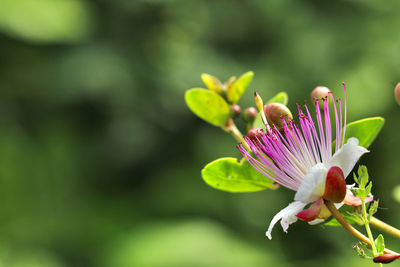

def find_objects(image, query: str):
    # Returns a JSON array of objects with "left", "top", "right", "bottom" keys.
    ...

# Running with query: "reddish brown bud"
[
  {"left": 243, "top": 107, "right": 258, "bottom": 122},
  {"left": 323, "top": 166, "right": 346, "bottom": 203},
  {"left": 373, "top": 254, "right": 400, "bottom": 264},
  {"left": 246, "top": 128, "right": 263, "bottom": 141},
  {"left": 230, "top": 105, "right": 242, "bottom": 117},
  {"left": 395, "top": 82, "right": 400, "bottom": 105},
  {"left": 311, "top": 86, "right": 331, "bottom": 103},
  {"left": 263, "top": 103, "right": 293, "bottom": 130}
]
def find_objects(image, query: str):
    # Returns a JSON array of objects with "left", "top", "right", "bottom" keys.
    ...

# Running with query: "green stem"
[
  {"left": 325, "top": 200, "right": 398, "bottom": 256},
  {"left": 370, "top": 216, "right": 400, "bottom": 239},
  {"left": 223, "top": 118, "right": 251, "bottom": 152},
  {"left": 361, "top": 199, "right": 382, "bottom": 266}
]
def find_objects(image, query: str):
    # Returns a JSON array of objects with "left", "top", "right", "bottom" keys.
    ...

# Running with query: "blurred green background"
[{"left": 0, "top": 0, "right": 400, "bottom": 266}]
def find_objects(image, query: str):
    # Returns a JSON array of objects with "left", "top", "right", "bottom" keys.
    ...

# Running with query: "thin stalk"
[
  {"left": 360, "top": 200, "right": 382, "bottom": 267},
  {"left": 361, "top": 199, "right": 378, "bottom": 255},
  {"left": 370, "top": 217, "right": 400, "bottom": 239},
  {"left": 324, "top": 200, "right": 398, "bottom": 256},
  {"left": 223, "top": 118, "right": 251, "bottom": 152}
]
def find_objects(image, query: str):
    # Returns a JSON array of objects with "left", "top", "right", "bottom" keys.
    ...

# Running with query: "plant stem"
[
  {"left": 361, "top": 199, "right": 378, "bottom": 256},
  {"left": 223, "top": 118, "right": 251, "bottom": 151},
  {"left": 370, "top": 216, "right": 400, "bottom": 239},
  {"left": 361, "top": 201, "right": 383, "bottom": 266},
  {"left": 324, "top": 200, "right": 398, "bottom": 256}
]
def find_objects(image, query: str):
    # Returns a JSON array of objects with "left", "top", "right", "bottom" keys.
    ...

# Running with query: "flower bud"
[
  {"left": 263, "top": 103, "right": 293, "bottom": 130},
  {"left": 246, "top": 128, "right": 263, "bottom": 141},
  {"left": 323, "top": 166, "right": 346, "bottom": 203},
  {"left": 373, "top": 254, "right": 400, "bottom": 264},
  {"left": 254, "top": 92, "right": 271, "bottom": 130},
  {"left": 243, "top": 107, "right": 258, "bottom": 123},
  {"left": 230, "top": 105, "right": 242, "bottom": 118},
  {"left": 395, "top": 82, "right": 400, "bottom": 105},
  {"left": 254, "top": 92, "right": 264, "bottom": 112},
  {"left": 311, "top": 86, "right": 331, "bottom": 103}
]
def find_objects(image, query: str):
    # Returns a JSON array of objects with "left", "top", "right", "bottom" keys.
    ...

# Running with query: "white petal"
[
  {"left": 344, "top": 186, "right": 374, "bottom": 206},
  {"left": 334, "top": 202, "right": 345, "bottom": 210},
  {"left": 328, "top": 138, "right": 369, "bottom": 178},
  {"left": 308, "top": 218, "right": 325, "bottom": 225},
  {"left": 266, "top": 201, "right": 307, "bottom": 240},
  {"left": 294, "top": 163, "right": 327, "bottom": 203}
]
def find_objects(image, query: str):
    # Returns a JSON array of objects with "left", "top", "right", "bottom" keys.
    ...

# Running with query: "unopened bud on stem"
[
  {"left": 243, "top": 107, "right": 258, "bottom": 123},
  {"left": 263, "top": 103, "right": 293, "bottom": 131},
  {"left": 254, "top": 92, "right": 270, "bottom": 130},
  {"left": 395, "top": 82, "right": 400, "bottom": 105},
  {"left": 311, "top": 86, "right": 331, "bottom": 104},
  {"left": 230, "top": 105, "right": 242, "bottom": 117},
  {"left": 254, "top": 92, "right": 264, "bottom": 112},
  {"left": 246, "top": 128, "right": 263, "bottom": 141},
  {"left": 373, "top": 254, "right": 400, "bottom": 264}
]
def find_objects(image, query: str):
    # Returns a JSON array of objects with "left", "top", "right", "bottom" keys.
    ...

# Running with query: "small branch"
[
  {"left": 370, "top": 216, "right": 400, "bottom": 239},
  {"left": 361, "top": 199, "right": 378, "bottom": 256},
  {"left": 325, "top": 200, "right": 398, "bottom": 255},
  {"left": 223, "top": 118, "right": 251, "bottom": 152}
]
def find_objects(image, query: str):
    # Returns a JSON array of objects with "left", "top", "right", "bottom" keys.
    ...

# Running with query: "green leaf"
[
  {"left": 267, "top": 92, "right": 289, "bottom": 105},
  {"left": 357, "top": 165, "right": 369, "bottom": 188},
  {"left": 252, "top": 114, "right": 264, "bottom": 129},
  {"left": 325, "top": 216, "right": 361, "bottom": 226},
  {"left": 0, "top": 0, "right": 93, "bottom": 44},
  {"left": 365, "top": 182, "right": 372, "bottom": 196},
  {"left": 227, "top": 71, "right": 254, "bottom": 104},
  {"left": 368, "top": 200, "right": 379, "bottom": 220},
  {"left": 375, "top": 234, "right": 385, "bottom": 255},
  {"left": 201, "top": 73, "right": 223, "bottom": 94},
  {"left": 201, "top": 157, "right": 277, "bottom": 193},
  {"left": 325, "top": 205, "right": 363, "bottom": 226},
  {"left": 344, "top": 117, "right": 385, "bottom": 148},
  {"left": 185, "top": 88, "right": 230, "bottom": 127}
]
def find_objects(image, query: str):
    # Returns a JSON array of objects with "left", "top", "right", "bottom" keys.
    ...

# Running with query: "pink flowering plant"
[{"left": 185, "top": 72, "right": 400, "bottom": 265}]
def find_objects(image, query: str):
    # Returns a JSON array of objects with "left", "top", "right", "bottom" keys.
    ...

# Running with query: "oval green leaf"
[
  {"left": 201, "top": 157, "right": 277, "bottom": 193},
  {"left": 344, "top": 117, "right": 385, "bottom": 148},
  {"left": 227, "top": 71, "right": 254, "bottom": 104},
  {"left": 201, "top": 73, "right": 223, "bottom": 94},
  {"left": 324, "top": 205, "right": 363, "bottom": 226},
  {"left": 375, "top": 234, "right": 385, "bottom": 255},
  {"left": 185, "top": 88, "right": 230, "bottom": 127},
  {"left": 267, "top": 92, "right": 288, "bottom": 105}
]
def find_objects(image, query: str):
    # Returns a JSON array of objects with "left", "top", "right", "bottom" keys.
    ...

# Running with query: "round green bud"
[
  {"left": 263, "top": 103, "right": 293, "bottom": 130},
  {"left": 230, "top": 105, "right": 242, "bottom": 117},
  {"left": 246, "top": 128, "right": 263, "bottom": 141},
  {"left": 395, "top": 82, "right": 400, "bottom": 105},
  {"left": 243, "top": 107, "right": 258, "bottom": 122},
  {"left": 311, "top": 86, "right": 331, "bottom": 103}
]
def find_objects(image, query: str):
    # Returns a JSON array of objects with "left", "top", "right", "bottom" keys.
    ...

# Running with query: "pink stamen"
[
  {"left": 342, "top": 82, "right": 347, "bottom": 146},
  {"left": 238, "top": 84, "right": 349, "bottom": 193}
]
